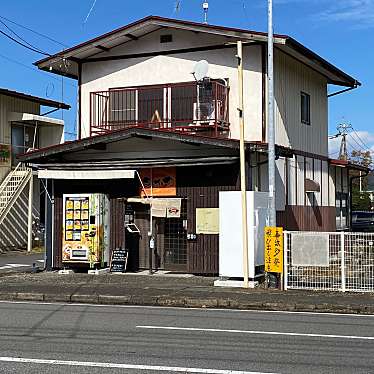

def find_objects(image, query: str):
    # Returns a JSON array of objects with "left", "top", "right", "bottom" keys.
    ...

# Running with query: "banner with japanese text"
[{"left": 264, "top": 226, "right": 283, "bottom": 273}]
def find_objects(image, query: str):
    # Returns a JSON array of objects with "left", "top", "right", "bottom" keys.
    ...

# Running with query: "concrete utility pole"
[
  {"left": 267, "top": 0, "right": 276, "bottom": 227},
  {"left": 237, "top": 41, "right": 249, "bottom": 288},
  {"left": 337, "top": 123, "right": 352, "bottom": 161}
]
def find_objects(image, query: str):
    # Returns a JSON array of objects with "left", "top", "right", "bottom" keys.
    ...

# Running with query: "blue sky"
[{"left": 0, "top": 0, "right": 373, "bottom": 155}]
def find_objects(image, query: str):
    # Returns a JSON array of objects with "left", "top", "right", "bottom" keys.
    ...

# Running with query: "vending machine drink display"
[{"left": 62, "top": 194, "right": 110, "bottom": 268}]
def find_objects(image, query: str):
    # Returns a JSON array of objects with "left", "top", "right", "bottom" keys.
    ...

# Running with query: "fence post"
[
  {"left": 340, "top": 232, "right": 346, "bottom": 292},
  {"left": 283, "top": 231, "right": 288, "bottom": 290}
]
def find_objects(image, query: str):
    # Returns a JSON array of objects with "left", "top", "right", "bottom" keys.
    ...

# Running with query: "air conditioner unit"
[{"left": 193, "top": 100, "right": 222, "bottom": 126}]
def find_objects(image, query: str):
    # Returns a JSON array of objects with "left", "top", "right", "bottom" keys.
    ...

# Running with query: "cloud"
[
  {"left": 329, "top": 130, "right": 374, "bottom": 157},
  {"left": 273, "top": 0, "right": 374, "bottom": 28},
  {"left": 317, "top": 0, "right": 374, "bottom": 26}
]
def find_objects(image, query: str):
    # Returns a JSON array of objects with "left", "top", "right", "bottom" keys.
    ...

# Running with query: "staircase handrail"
[{"left": 0, "top": 162, "right": 31, "bottom": 196}]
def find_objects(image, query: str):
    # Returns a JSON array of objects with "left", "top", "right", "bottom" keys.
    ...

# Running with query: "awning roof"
[
  {"left": 35, "top": 16, "right": 359, "bottom": 87},
  {"left": 18, "top": 127, "right": 245, "bottom": 163},
  {"left": 9, "top": 112, "right": 64, "bottom": 127},
  {"left": 0, "top": 87, "right": 70, "bottom": 109},
  {"left": 38, "top": 169, "right": 135, "bottom": 179}
]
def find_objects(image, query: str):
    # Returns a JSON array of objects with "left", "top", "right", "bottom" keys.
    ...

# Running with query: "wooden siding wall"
[
  {"left": 277, "top": 206, "right": 336, "bottom": 232},
  {"left": 53, "top": 195, "right": 63, "bottom": 269},
  {"left": 274, "top": 153, "right": 350, "bottom": 232},
  {"left": 177, "top": 164, "right": 240, "bottom": 274},
  {"left": 274, "top": 50, "right": 328, "bottom": 156},
  {"left": 110, "top": 199, "right": 125, "bottom": 254},
  {"left": 0, "top": 94, "right": 40, "bottom": 182}
]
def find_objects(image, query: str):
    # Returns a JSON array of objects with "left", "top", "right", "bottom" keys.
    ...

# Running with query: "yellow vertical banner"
[{"left": 264, "top": 226, "right": 283, "bottom": 273}]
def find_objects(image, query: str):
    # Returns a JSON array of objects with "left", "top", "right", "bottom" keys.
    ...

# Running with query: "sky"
[{"left": 0, "top": 0, "right": 373, "bottom": 156}]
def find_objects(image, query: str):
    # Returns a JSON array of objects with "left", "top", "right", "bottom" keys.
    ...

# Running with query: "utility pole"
[
  {"left": 337, "top": 123, "right": 352, "bottom": 161},
  {"left": 267, "top": 0, "right": 276, "bottom": 227},
  {"left": 237, "top": 41, "right": 249, "bottom": 288}
]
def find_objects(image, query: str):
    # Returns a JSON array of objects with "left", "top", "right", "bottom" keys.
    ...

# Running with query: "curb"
[{"left": 0, "top": 292, "right": 373, "bottom": 315}]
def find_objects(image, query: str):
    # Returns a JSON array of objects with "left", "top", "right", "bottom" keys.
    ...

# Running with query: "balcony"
[{"left": 90, "top": 80, "right": 229, "bottom": 137}]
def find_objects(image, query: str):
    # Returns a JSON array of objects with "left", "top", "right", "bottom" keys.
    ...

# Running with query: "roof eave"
[{"left": 285, "top": 37, "right": 360, "bottom": 88}]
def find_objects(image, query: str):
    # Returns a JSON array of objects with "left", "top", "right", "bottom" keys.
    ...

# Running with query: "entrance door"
[{"left": 163, "top": 200, "right": 187, "bottom": 272}]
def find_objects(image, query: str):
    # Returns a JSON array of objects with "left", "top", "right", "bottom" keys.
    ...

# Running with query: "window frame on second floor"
[{"left": 301, "top": 91, "right": 311, "bottom": 126}]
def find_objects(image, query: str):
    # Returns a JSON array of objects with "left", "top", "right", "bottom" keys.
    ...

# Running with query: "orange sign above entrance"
[{"left": 140, "top": 167, "right": 176, "bottom": 197}]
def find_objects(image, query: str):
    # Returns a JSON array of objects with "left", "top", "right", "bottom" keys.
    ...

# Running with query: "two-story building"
[
  {"left": 19, "top": 16, "right": 365, "bottom": 274},
  {"left": 0, "top": 87, "right": 69, "bottom": 251}
]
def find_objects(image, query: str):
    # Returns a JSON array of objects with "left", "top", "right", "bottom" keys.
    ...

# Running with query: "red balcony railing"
[{"left": 89, "top": 80, "right": 229, "bottom": 137}]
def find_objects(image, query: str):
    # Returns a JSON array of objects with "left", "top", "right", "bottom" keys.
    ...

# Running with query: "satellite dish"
[{"left": 192, "top": 60, "right": 209, "bottom": 81}]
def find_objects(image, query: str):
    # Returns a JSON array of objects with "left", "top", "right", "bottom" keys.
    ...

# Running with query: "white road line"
[
  {"left": 0, "top": 356, "right": 277, "bottom": 374},
  {"left": 7, "top": 264, "right": 30, "bottom": 267},
  {"left": 0, "top": 300, "right": 373, "bottom": 318},
  {"left": 137, "top": 325, "right": 374, "bottom": 341},
  {"left": 0, "top": 264, "right": 30, "bottom": 270}
]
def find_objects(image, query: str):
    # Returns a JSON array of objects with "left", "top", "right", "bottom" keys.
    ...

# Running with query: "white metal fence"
[{"left": 284, "top": 231, "right": 374, "bottom": 292}]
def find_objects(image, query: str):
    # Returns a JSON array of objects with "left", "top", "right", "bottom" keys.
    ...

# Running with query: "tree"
[{"left": 349, "top": 150, "right": 373, "bottom": 211}]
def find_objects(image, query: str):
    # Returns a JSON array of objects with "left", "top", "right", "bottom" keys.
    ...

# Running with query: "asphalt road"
[
  {"left": 0, "top": 252, "right": 44, "bottom": 272},
  {"left": 0, "top": 302, "right": 373, "bottom": 373}
]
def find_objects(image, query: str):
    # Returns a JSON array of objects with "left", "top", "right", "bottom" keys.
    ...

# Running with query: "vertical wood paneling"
[
  {"left": 53, "top": 196, "right": 63, "bottom": 269},
  {"left": 177, "top": 164, "right": 240, "bottom": 275},
  {"left": 110, "top": 198, "right": 124, "bottom": 255},
  {"left": 321, "top": 160, "right": 329, "bottom": 206},
  {"left": 296, "top": 155, "right": 305, "bottom": 204},
  {"left": 288, "top": 156, "right": 297, "bottom": 205},
  {"left": 274, "top": 50, "right": 328, "bottom": 156},
  {"left": 277, "top": 205, "right": 336, "bottom": 232}
]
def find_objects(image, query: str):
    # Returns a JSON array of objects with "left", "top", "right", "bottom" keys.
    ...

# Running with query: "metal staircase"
[{"left": 0, "top": 163, "right": 32, "bottom": 226}]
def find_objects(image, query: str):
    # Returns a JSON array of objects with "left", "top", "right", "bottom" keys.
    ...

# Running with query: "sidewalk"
[{"left": 0, "top": 271, "right": 373, "bottom": 314}]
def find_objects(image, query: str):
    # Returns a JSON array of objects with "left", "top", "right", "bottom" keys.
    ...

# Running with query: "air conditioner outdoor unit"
[{"left": 193, "top": 100, "right": 222, "bottom": 126}]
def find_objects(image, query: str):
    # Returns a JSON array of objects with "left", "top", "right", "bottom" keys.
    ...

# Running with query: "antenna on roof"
[{"left": 202, "top": 1, "right": 209, "bottom": 24}]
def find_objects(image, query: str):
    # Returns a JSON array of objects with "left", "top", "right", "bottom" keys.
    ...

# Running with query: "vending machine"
[{"left": 62, "top": 194, "right": 110, "bottom": 268}]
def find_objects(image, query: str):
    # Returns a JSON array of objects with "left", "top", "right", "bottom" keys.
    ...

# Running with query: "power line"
[
  {"left": 0, "top": 19, "right": 47, "bottom": 55},
  {"left": 351, "top": 127, "right": 372, "bottom": 151},
  {"left": 0, "top": 15, "right": 68, "bottom": 47},
  {"left": 0, "top": 28, "right": 50, "bottom": 56},
  {"left": 0, "top": 52, "right": 76, "bottom": 87}
]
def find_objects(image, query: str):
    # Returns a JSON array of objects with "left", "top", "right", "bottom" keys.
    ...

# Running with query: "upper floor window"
[
  {"left": 11, "top": 123, "right": 38, "bottom": 166},
  {"left": 301, "top": 92, "right": 310, "bottom": 125}
]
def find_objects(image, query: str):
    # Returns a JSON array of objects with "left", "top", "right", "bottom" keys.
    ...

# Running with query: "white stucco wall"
[{"left": 80, "top": 28, "right": 264, "bottom": 141}]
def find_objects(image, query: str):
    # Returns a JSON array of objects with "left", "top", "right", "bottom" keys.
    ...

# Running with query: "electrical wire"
[
  {"left": 0, "top": 15, "right": 68, "bottom": 47},
  {"left": 351, "top": 127, "right": 373, "bottom": 152},
  {"left": 0, "top": 52, "right": 76, "bottom": 87},
  {"left": 0, "top": 19, "right": 48, "bottom": 55},
  {"left": 0, "top": 29, "right": 50, "bottom": 56}
]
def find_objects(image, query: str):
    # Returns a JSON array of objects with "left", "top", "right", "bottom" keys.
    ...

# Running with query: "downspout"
[{"left": 349, "top": 168, "right": 370, "bottom": 231}]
